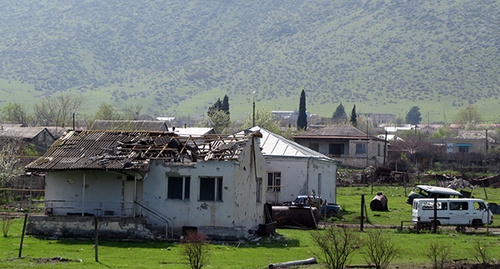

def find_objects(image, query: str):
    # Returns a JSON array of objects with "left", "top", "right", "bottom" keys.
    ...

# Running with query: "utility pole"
[{"left": 252, "top": 91, "right": 256, "bottom": 127}]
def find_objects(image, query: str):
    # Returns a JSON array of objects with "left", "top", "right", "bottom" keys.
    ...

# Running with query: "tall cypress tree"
[
  {"left": 221, "top": 95, "right": 230, "bottom": 115},
  {"left": 297, "top": 90, "right": 307, "bottom": 130},
  {"left": 332, "top": 103, "right": 347, "bottom": 123},
  {"left": 350, "top": 105, "right": 357, "bottom": 127}
]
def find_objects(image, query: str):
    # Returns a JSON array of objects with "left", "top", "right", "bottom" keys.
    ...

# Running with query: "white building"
[
  {"left": 26, "top": 130, "right": 267, "bottom": 240},
  {"left": 246, "top": 127, "right": 340, "bottom": 205}
]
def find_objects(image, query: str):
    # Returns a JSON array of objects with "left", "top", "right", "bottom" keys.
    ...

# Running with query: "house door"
[{"left": 122, "top": 180, "right": 142, "bottom": 217}]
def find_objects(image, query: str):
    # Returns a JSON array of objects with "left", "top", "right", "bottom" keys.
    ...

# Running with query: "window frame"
[
  {"left": 199, "top": 176, "right": 223, "bottom": 202},
  {"left": 167, "top": 176, "right": 191, "bottom": 200}
]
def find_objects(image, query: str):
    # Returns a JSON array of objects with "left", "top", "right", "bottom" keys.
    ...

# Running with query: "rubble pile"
[{"left": 444, "top": 178, "right": 475, "bottom": 190}]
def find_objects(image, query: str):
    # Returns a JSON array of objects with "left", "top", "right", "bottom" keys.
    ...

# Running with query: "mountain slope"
[{"left": 0, "top": 0, "right": 498, "bottom": 122}]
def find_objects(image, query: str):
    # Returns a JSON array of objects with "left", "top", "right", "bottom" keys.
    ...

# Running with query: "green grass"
[
  {"left": 1, "top": 186, "right": 499, "bottom": 268},
  {"left": 334, "top": 185, "right": 500, "bottom": 228}
]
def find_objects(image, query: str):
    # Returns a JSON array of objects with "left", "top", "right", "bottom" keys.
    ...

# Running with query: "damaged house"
[{"left": 25, "top": 130, "right": 267, "bottom": 240}]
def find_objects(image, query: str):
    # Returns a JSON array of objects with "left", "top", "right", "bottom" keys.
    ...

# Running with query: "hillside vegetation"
[{"left": 0, "top": 0, "right": 498, "bottom": 122}]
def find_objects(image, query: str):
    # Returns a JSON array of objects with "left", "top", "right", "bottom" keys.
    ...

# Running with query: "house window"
[
  {"left": 355, "top": 143, "right": 366, "bottom": 154},
  {"left": 329, "top": 143, "right": 344, "bottom": 156},
  {"left": 267, "top": 172, "right": 281, "bottom": 192},
  {"left": 167, "top": 176, "right": 190, "bottom": 200},
  {"left": 309, "top": 143, "right": 319, "bottom": 152},
  {"left": 256, "top": 178, "right": 262, "bottom": 203},
  {"left": 199, "top": 177, "right": 223, "bottom": 201},
  {"left": 458, "top": 146, "right": 469, "bottom": 153}
]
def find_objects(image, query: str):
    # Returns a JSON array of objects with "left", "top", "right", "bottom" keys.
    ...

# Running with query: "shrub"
[
  {"left": 472, "top": 238, "right": 492, "bottom": 265},
  {"left": 181, "top": 232, "right": 211, "bottom": 269},
  {"left": 311, "top": 227, "right": 361, "bottom": 269},
  {"left": 1, "top": 216, "right": 12, "bottom": 237},
  {"left": 363, "top": 230, "right": 399, "bottom": 269},
  {"left": 426, "top": 241, "right": 451, "bottom": 269}
]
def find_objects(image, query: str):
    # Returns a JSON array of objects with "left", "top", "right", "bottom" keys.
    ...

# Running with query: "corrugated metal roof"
[
  {"left": 0, "top": 126, "right": 50, "bottom": 140},
  {"left": 26, "top": 130, "right": 252, "bottom": 172},
  {"left": 247, "top": 127, "right": 336, "bottom": 162}
]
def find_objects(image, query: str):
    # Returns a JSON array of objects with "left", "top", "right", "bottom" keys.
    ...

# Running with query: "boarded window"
[
  {"left": 199, "top": 177, "right": 223, "bottom": 201},
  {"left": 167, "top": 176, "right": 190, "bottom": 200}
]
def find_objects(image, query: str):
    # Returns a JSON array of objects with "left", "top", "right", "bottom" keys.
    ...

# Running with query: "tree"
[
  {"left": 208, "top": 110, "right": 230, "bottom": 134},
  {"left": 207, "top": 95, "right": 230, "bottom": 117},
  {"left": 0, "top": 103, "right": 31, "bottom": 125},
  {"left": 123, "top": 104, "right": 144, "bottom": 120},
  {"left": 405, "top": 106, "right": 422, "bottom": 125},
  {"left": 454, "top": 105, "right": 482, "bottom": 125},
  {"left": 350, "top": 105, "right": 357, "bottom": 127},
  {"left": 0, "top": 139, "right": 24, "bottom": 188},
  {"left": 240, "top": 108, "right": 281, "bottom": 135},
  {"left": 332, "top": 103, "right": 347, "bottom": 123},
  {"left": 297, "top": 90, "right": 307, "bottom": 130},
  {"left": 220, "top": 95, "right": 230, "bottom": 115},
  {"left": 94, "top": 103, "right": 121, "bottom": 120},
  {"left": 33, "top": 94, "right": 84, "bottom": 126}
]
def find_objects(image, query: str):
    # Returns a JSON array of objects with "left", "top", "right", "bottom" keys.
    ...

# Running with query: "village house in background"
[
  {"left": 244, "top": 127, "right": 340, "bottom": 205},
  {"left": 293, "top": 125, "right": 387, "bottom": 169},
  {"left": 0, "top": 123, "right": 66, "bottom": 154},
  {"left": 25, "top": 129, "right": 268, "bottom": 240},
  {"left": 272, "top": 111, "right": 309, "bottom": 127}
]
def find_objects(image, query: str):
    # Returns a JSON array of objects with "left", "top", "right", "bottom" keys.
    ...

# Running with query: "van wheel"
[
  {"left": 431, "top": 220, "right": 440, "bottom": 227},
  {"left": 455, "top": 225, "right": 466, "bottom": 233},
  {"left": 472, "top": 219, "right": 483, "bottom": 229}
]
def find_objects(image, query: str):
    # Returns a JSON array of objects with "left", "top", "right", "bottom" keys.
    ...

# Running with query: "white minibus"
[{"left": 412, "top": 198, "right": 493, "bottom": 231}]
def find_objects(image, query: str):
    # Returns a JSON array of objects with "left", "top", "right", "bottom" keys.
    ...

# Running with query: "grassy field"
[
  {"left": 334, "top": 185, "right": 500, "bottom": 228},
  {"left": 1, "top": 186, "right": 499, "bottom": 268}
]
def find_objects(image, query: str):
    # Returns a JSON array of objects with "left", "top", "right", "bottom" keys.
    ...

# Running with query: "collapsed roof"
[{"left": 25, "top": 130, "right": 254, "bottom": 172}]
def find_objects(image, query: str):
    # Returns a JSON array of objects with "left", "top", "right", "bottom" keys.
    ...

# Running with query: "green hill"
[{"left": 0, "top": 0, "right": 498, "bottom": 122}]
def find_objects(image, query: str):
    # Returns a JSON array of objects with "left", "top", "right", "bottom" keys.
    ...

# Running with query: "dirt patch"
[{"left": 33, "top": 256, "right": 82, "bottom": 264}]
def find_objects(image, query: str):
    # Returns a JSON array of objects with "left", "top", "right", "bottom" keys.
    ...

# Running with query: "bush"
[
  {"left": 181, "top": 232, "right": 211, "bottom": 269},
  {"left": 1, "top": 217, "right": 12, "bottom": 237},
  {"left": 364, "top": 230, "right": 399, "bottom": 269},
  {"left": 426, "top": 241, "right": 451, "bottom": 269},
  {"left": 311, "top": 227, "right": 361, "bottom": 269},
  {"left": 472, "top": 238, "right": 492, "bottom": 265}
]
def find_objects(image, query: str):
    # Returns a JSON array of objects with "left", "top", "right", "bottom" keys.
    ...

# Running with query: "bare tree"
[
  {"left": 426, "top": 241, "right": 451, "bottom": 269},
  {"left": 33, "top": 94, "right": 84, "bottom": 126},
  {"left": 364, "top": 229, "right": 399, "bottom": 269},
  {"left": 311, "top": 227, "right": 361, "bottom": 269}
]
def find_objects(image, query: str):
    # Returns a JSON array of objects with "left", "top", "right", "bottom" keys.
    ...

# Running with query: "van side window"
[
  {"left": 474, "top": 202, "right": 486, "bottom": 210},
  {"left": 422, "top": 201, "right": 447, "bottom": 210},
  {"left": 450, "top": 202, "right": 468, "bottom": 210}
]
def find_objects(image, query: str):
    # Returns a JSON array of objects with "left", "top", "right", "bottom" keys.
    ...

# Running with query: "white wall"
[
  {"left": 265, "top": 157, "right": 337, "bottom": 205},
  {"left": 45, "top": 171, "right": 126, "bottom": 216},
  {"left": 141, "top": 138, "right": 267, "bottom": 236}
]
